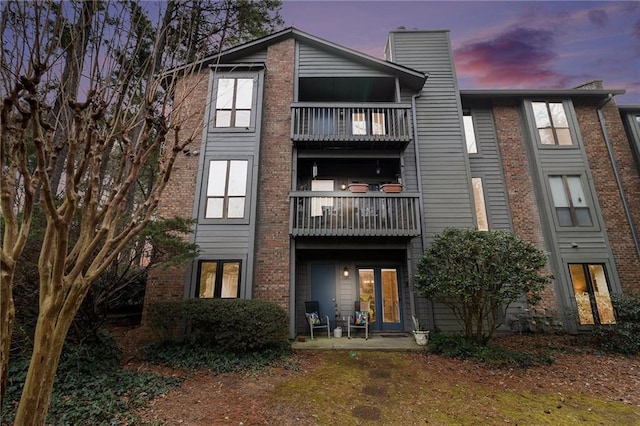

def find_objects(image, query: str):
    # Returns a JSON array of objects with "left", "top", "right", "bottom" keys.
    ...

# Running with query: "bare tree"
[{"left": 0, "top": 0, "right": 281, "bottom": 422}]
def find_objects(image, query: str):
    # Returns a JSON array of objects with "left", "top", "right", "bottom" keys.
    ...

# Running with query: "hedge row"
[{"left": 148, "top": 298, "right": 289, "bottom": 353}]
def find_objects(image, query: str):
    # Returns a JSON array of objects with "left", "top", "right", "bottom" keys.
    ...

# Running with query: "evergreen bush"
[
  {"left": 589, "top": 293, "right": 640, "bottom": 355},
  {"left": 148, "top": 298, "right": 289, "bottom": 353}
]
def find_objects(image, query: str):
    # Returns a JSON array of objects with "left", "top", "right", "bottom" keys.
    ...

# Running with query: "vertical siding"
[{"left": 388, "top": 30, "right": 475, "bottom": 332}]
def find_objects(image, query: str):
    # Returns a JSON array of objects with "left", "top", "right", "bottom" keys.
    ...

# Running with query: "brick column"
[
  {"left": 493, "top": 100, "right": 557, "bottom": 312},
  {"left": 142, "top": 72, "right": 209, "bottom": 323},
  {"left": 253, "top": 38, "right": 295, "bottom": 310}
]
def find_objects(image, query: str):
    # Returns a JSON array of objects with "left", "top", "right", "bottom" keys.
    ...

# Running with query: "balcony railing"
[
  {"left": 289, "top": 192, "right": 421, "bottom": 237},
  {"left": 291, "top": 103, "right": 412, "bottom": 149}
]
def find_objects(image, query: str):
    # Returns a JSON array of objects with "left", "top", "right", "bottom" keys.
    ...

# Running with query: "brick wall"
[
  {"left": 252, "top": 38, "right": 295, "bottom": 310},
  {"left": 574, "top": 98, "right": 640, "bottom": 294},
  {"left": 142, "top": 71, "right": 209, "bottom": 323},
  {"left": 492, "top": 100, "right": 558, "bottom": 313}
]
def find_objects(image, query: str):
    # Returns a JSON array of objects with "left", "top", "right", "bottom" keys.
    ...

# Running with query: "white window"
[
  {"left": 463, "top": 113, "right": 477, "bottom": 154},
  {"left": 472, "top": 177, "right": 488, "bottom": 231},
  {"left": 214, "top": 78, "right": 254, "bottom": 128},
  {"left": 205, "top": 160, "right": 248, "bottom": 219},
  {"left": 532, "top": 101, "right": 572, "bottom": 145},
  {"left": 549, "top": 175, "right": 592, "bottom": 227}
]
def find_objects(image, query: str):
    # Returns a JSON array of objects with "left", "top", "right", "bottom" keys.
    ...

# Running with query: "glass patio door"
[{"left": 357, "top": 267, "right": 402, "bottom": 330}]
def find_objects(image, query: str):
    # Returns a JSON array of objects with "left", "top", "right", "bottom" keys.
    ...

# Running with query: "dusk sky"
[{"left": 280, "top": 1, "right": 640, "bottom": 104}]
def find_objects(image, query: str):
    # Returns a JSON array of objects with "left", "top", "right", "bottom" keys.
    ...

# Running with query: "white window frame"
[{"left": 202, "top": 159, "right": 250, "bottom": 223}]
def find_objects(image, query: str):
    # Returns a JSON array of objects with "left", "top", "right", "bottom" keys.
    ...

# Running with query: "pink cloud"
[{"left": 453, "top": 27, "right": 572, "bottom": 88}]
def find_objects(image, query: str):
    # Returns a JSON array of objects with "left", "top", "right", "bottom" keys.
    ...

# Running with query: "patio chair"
[
  {"left": 304, "top": 300, "right": 331, "bottom": 340},
  {"left": 348, "top": 301, "right": 369, "bottom": 340}
]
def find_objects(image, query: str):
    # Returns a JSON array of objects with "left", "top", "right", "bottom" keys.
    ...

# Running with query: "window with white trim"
[
  {"left": 214, "top": 78, "right": 254, "bottom": 128},
  {"left": 198, "top": 260, "right": 241, "bottom": 298},
  {"left": 549, "top": 175, "right": 592, "bottom": 227},
  {"left": 205, "top": 160, "right": 248, "bottom": 219},
  {"left": 532, "top": 101, "right": 572, "bottom": 145}
]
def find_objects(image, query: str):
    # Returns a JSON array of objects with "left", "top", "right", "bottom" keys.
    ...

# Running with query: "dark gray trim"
[
  {"left": 461, "top": 89, "right": 625, "bottom": 99},
  {"left": 198, "top": 156, "right": 254, "bottom": 225},
  {"left": 208, "top": 72, "right": 261, "bottom": 132}
]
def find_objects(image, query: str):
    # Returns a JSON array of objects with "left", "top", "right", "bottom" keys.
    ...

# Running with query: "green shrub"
[
  {"left": 589, "top": 293, "right": 640, "bottom": 355},
  {"left": 415, "top": 228, "right": 551, "bottom": 344},
  {"left": 428, "top": 333, "right": 554, "bottom": 368},
  {"left": 148, "top": 298, "right": 289, "bottom": 353}
]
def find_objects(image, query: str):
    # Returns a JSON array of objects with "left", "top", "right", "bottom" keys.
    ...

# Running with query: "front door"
[
  {"left": 310, "top": 264, "right": 336, "bottom": 319},
  {"left": 357, "top": 267, "right": 402, "bottom": 331}
]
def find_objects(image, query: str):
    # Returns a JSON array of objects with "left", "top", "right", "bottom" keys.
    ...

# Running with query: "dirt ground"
[{"left": 120, "top": 332, "right": 640, "bottom": 425}]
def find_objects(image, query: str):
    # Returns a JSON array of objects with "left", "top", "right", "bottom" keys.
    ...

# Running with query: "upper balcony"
[
  {"left": 291, "top": 103, "right": 412, "bottom": 149},
  {"left": 289, "top": 191, "right": 421, "bottom": 238}
]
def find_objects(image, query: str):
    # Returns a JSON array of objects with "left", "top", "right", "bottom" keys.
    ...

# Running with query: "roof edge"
[{"left": 460, "top": 89, "right": 626, "bottom": 98}]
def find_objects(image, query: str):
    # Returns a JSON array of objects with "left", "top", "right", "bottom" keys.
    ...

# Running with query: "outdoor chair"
[
  {"left": 348, "top": 301, "right": 369, "bottom": 340},
  {"left": 304, "top": 300, "right": 331, "bottom": 340}
]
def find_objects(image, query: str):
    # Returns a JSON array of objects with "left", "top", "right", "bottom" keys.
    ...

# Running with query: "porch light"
[
  {"left": 343, "top": 267, "right": 350, "bottom": 277},
  {"left": 312, "top": 162, "right": 318, "bottom": 179}
]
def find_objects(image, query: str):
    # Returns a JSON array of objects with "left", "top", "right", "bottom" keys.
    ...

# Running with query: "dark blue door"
[{"left": 310, "top": 264, "right": 336, "bottom": 320}]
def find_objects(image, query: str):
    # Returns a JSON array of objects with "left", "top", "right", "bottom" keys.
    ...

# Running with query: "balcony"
[
  {"left": 289, "top": 192, "right": 421, "bottom": 238},
  {"left": 291, "top": 103, "right": 412, "bottom": 149}
]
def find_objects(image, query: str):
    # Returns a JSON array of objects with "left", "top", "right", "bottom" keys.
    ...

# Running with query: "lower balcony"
[{"left": 289, "top": 192, "right": 421, "bottom": 237}]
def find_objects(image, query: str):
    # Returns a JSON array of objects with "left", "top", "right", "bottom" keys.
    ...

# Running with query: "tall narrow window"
[
  {"left": 198, "top": 260, "right": 241, "bottom": 298},
  {"left": 472, "top": 177, "right": 489, "bottom": 231},
  {"left": 205, "top": 160, "right": 248, "bottom": 219},
  {"left": 463, "top": 113, "right": 477, "bottom": 153},
  {"left": 549, "top": 175, "right": 592, "bottom": 227},
  {"left": 215, "top": 78, "right": 254, "bottom": 127},
  {"left": 568, "top": 263, "right": 615, "bottom": 325},
  {"left": 531, "top": 101, "right": 572, "bottom": 145}
]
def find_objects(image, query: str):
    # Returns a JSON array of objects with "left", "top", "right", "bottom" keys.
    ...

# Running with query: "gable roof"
[{"left": 192, "top": 27, "right": 427, "bottom": 91}]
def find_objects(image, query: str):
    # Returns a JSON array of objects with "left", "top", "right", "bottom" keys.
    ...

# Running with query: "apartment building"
[{"left": 143, "top": 27, "right": 640, "bottom": 337}]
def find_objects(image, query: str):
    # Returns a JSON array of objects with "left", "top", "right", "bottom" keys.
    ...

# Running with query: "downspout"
[{"left": 597, "top": 94, "right": 640, "bottom": 261}]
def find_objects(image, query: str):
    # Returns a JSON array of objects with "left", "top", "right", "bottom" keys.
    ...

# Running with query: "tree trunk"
[
  {"left": 13, "top": 290, "right": 79, "bottom": 425},
  {"left": 0, "top": 268, "right": 16, "bottom": 406}
]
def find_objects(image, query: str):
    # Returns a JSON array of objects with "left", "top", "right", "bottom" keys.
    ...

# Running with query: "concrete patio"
[{"left": 291, "top": 332, "right": 426, "bottom": 351}]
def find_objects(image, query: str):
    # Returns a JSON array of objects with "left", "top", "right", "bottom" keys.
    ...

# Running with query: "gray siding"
[
  {"left": 388, "top": 30, "right": 475, "bottom": 332},
  {"left": 297, "top": 41, "right": 391, "bottom": 77},
  {"left": 467, "top": 106, "right": 513, "bottom": 231}
]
